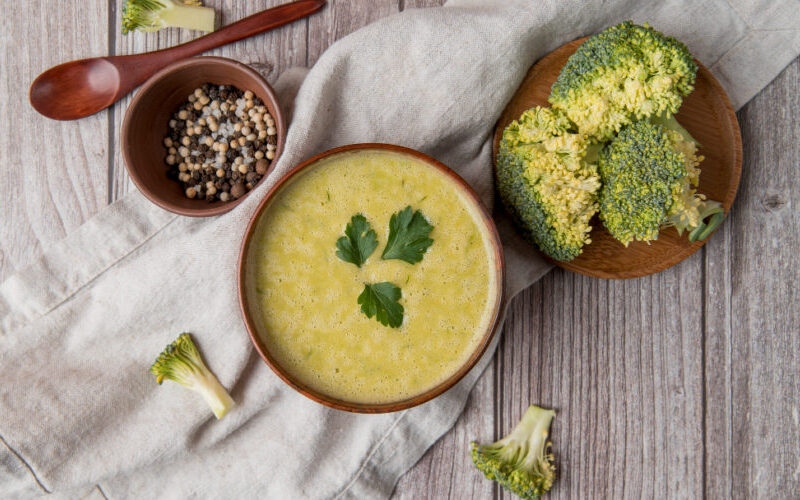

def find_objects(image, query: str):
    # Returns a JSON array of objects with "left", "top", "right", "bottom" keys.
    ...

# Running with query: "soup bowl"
[{"left": 238, "top": 144, "right": 505, "bottom": 413}]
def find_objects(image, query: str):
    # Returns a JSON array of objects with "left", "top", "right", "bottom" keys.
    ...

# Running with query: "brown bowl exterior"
[
  {"left": 122, "top": 56, "right": 286, "bottom": 217},
  {"left": 493, "top": 38, "right": 743, "bottom": 279},
  {"left": 238, "top": 144, "right": 506, "bottom": 413}
]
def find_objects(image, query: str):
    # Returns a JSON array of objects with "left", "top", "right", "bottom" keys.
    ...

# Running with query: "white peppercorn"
[{"left": 165, "top": 83, "right": 276, "bottom": 203}]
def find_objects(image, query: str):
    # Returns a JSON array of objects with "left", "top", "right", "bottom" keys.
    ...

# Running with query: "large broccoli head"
[
  {"left": 495, "top": 106, "right": 601, "bottom": 262},
  {"left": 549, "top": 21, "right": 698, "bottom": 142},
  {"left": 598, "top": 116, "right": 723, "bottom": 245}
]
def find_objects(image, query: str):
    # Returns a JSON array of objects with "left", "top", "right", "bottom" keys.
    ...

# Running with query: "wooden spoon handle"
[
  {"left": 161, "top": 0, "right": 326, "bottom": 60},
  {"left": 111, "top": 0, "right": 325, "bottom": 98}
]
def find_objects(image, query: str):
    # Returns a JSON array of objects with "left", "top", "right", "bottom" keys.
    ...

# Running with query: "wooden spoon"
[{"left": 29, "top": 0, "right": 326, "bottom": 121}]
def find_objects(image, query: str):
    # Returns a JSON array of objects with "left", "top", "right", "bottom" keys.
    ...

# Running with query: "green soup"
[{"left": 245, "top": 150, "right": 499, "bottom": 404}]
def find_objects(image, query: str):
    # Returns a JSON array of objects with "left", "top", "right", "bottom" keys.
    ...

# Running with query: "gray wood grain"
[
  {"left": 493, "top": 262, "right": 706, "bottom": 499},
  {"left": 2, "top": 1, "right": 798, "bottom": 498},
  {"left": 0, "top": 2, "right": 110, "bottom": 282},
  {"left": 307, "top": 0, "right": 399, "bottom": 66},
  {"left": 709, "top": 59, "right": 800, "bottom": 498}
]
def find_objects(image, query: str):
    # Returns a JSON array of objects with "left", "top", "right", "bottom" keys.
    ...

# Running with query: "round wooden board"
[{"left": 493, "top": 38, "right": 743, "bottom": 279}]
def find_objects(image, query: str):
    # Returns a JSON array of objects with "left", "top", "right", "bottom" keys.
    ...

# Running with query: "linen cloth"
[{"left": 2, "top": 0, "right": 799, "bottom": 497}]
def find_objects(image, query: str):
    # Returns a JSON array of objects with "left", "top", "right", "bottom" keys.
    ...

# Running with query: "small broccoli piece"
[
  {"left": 150, "top": 333, "right": 234, "bottom": 419},
  {"left": 496, "top": 106, "right": 601, "bottom": 261},
  {"left": 549, "top": 21, "right": 698, "bottom": 142},
  {"left": 471, "top": 405, "right": 557, "bottom": 499},
  {"left": 122, "top": 0, "right": 215, "bottom": 34},
  {"left": 598, "top": 115, "right": 723, "bottom": 245}
]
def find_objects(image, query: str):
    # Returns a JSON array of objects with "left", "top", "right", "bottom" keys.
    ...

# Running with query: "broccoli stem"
[
  {"left": 689, "top": 210, "right": 724, "bottom": 242},
  {"left": 518, "top": 406, "right": 555, "bottom": 471},
  {"left": 159, "top": 3, "right": 215, "bottom": 32},
  {"left": 495, "top": 405, "right": 555, "bottom": 468},
  {"left": 650, "top": 112, "right": 697, "bottom": 145},
  {"left": 193, "top": 370, "right": 235, "bottom": 419}
]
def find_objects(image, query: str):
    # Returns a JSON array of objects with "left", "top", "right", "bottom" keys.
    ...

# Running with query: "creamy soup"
[{"left": 245, "top": 150, "right": 499, "bottom": 404}]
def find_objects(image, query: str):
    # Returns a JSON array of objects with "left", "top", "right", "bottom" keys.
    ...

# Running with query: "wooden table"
[{"left": 4, "top": 1, "right": 798, "bottom": 498}]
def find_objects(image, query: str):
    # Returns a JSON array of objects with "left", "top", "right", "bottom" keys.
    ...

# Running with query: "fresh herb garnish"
[
  {"left": 381, "top": 206, "right": 434, "bottom": 264},
  {"left": 336, "top": 215, "right": 378, "bottom": 267},
  {"left": 358, "top": 282, "right": 404, "bottom": 328}
]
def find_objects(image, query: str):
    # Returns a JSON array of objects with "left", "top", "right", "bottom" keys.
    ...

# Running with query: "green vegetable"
[
  {"left": 495, "top": 106, "right": 601, "bottom": 261},
  {"left": 549, "top": 21, "right": 697, "bottom": 142},
  {"left": 150, "top": 333, "right": 234, "bottom": 419},
  {"left": 122, "top": 0, "right": 215, "bottom": 34},
  {"left": 336, "top": 214, "right": 378, "bottom": 267},
  {"left": 598, "top": 114, "right": 723, "bottom": 245},
  {"left": 381, "top": 206, "right": 434, "bottom": 264},
  {"left": 471, "top": 405, "right": 557, "bottom": 499},
  {"left": 358, "top": 282, "right": 404, "bottom": 328}
]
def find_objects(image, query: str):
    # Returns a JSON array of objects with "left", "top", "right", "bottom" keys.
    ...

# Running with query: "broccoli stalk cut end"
[
  {"left": 122, "top": 0, "right": 216, "bottom": 34},
  {"left": 150, "top": 333, "right": 235, "bottom": 419},
  {"left": 471, "top": 405, "right": 556, "bottom": 499},
  {"left": 687, "top": 204, "right": 724, "bottom": 242}
]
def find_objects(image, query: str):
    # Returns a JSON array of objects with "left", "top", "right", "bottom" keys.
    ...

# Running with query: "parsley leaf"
[
  {"left": 358, "top": 282, "right": 404, "bottom": 328},
  {"left": 336, "top": 215, "right": 378, "bottom": 267},
  {"left": 381, "top": 206, "right": 434, "bottom": 264}
]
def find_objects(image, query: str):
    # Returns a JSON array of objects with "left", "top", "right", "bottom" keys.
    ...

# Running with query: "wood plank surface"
[
  {"left": 2, "top": 1, "right": 798, "bottom": 498},
  {"left": 0, "top": 2, "right": 110, "bottom": 282},
  {"left": 705, "top": 59, "right": 800, "bottom": 499}
]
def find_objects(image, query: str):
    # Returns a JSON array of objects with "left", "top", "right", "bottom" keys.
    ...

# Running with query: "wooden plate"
[{"left": 493, "top": 38, "right": 743, "bottom": 279}]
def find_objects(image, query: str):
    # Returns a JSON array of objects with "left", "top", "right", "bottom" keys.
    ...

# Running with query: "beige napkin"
[{"left": 2, "top": 0, "right": 798, "bottom": 497}]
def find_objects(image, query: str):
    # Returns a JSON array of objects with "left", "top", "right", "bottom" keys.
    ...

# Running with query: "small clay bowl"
[
  {"left": 122, "top": 56, "right": 285, "bottom": 217},
  {"left": 237, "top": 144, "right": 506, "bottom": 413}
]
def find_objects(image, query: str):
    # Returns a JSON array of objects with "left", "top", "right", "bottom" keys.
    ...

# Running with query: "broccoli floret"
[
  {"left": 549, "top": 21, "right": 698, "bottom": 142},
  {"left": 122, "top": 0, "right": 215, "bottom": 34},
  {"left": 471, "top": 405, "right": 557, "bottom": 499},
  {"left": 496, "top": 106, "right": 601, "bottom": 261},
  {"left": 150, "top": 333, "right": 234, "bottom": 419},
  {"left": 598, "top": 115, "right": 723, "bottom": 245}
]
